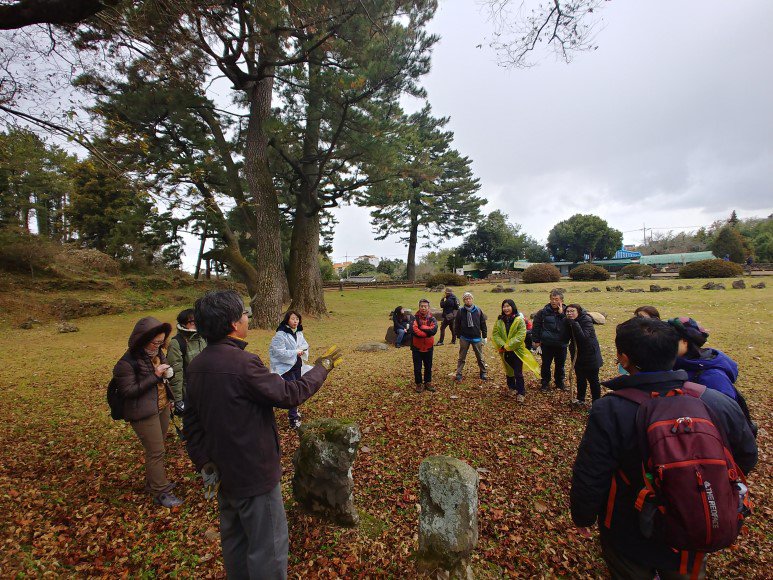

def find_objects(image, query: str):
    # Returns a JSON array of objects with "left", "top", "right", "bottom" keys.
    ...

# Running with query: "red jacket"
[{"left": 411, "top": 312, "right": 438, "bottom": 352}]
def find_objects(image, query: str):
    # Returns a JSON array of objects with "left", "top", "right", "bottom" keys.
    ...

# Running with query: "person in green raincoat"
[{"left": 492, "top": 299, "right": 540, "bottom": 402}]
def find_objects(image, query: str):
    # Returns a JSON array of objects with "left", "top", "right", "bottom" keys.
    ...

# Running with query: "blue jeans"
[{"left": 395, "top": 328, "right": 407, "bottom": 346}]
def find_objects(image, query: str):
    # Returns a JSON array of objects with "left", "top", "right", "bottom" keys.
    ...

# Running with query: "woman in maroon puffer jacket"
[{"left": 112, "top": 316, "right": 182, "bottom": 507}]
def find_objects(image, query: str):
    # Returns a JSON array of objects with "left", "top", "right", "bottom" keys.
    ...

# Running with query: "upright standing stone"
[
  {"left": 418, "top": 456, "right": 479, "bottom": 578},
  {"left": 292, "top": 418, "right": 361, "bottom": 526}
]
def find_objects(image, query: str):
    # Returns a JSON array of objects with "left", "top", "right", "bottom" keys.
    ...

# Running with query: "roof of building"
[
  {"left": 613, "top": 248, "right": 642, "bottom": 259},
  {"left": 639, "top": 251, "right": 715, "bottom": 265}
]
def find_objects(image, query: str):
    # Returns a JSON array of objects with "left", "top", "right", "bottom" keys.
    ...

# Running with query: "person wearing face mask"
[
  {"left": 166, "top": 308, "right": 207, "bottom": 417},
  {"left": 269, "top": 310, "right": 310, "bottom": 429},
  {"left": 112, "top": 316, "right": 182, "bottom": 507}
]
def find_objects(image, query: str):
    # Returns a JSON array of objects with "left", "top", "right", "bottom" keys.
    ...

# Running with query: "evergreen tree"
[
  {"left": 360, "top": 104, "right": 485, "bottom": 281},
  {"left": 709, "top": 225, "right": 747, "bottom": 263}
]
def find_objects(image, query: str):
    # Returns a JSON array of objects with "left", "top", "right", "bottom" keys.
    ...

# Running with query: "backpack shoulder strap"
[
  {"left": 610, "top": 388, "right": 652, "bottom": 405},
  {"left": 174, "top": 334, "right": 188, "bottom": 373}
]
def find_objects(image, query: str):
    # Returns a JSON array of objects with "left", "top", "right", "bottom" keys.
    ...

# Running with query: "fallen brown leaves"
[{"left": 0, "top": 282, "right": 770, "bottom": 577}]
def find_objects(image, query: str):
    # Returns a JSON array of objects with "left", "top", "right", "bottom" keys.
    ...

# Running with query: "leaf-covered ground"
[{"left": 0, "top": 279, "right": 770, "bottom": 577}]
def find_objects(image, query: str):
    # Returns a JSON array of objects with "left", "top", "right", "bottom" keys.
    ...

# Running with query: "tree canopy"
[
  {"left": 458, "top": 210, "right": 548, "bottom": 266},
  {"left": 547, "top": 213, "right": 622, "bottom": 262}
]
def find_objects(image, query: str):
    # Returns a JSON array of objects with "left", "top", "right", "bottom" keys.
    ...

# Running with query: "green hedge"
[
  {"left": 522, "top": 263, "right": 562, "bottom": 284},
  {"left": 569, "top": 263, "right": 610, "bottom": 281},
  {"left": 425, "top": 272, "right": 467, "bottom": 287},
  {"left": 617, "top": 264, "right": 654, "bottom": 279},
  {"left": 679, "top": 259, "right": 743, "bottom": 278}
]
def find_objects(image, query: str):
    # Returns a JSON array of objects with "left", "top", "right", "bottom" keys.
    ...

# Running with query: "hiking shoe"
[
  {"left": 516, "top": 394, "right": 526, "bottom": 403},
  {"left": 154, "top": 492, "right": 183, "bottom": 508},
  {"left": 290, "top": 418, "right": 302, "bottom": 430},
  {"left": 424, "top": 382, "right": 436, "bottom": 392},
  {"left": 415, "top": 383, "right": 425, "bottom": 393},
  {"left": 450, "top": 340, "right": 456, "bottom": 345},
  {"left": 454, "top": 374, "right": 463, "bottom": 383},
  {"left": 556, "top": 384, "right": 568, "bottom": 391},
  {"left": 480, "top": 373, "right": 488, "bottom": 381},
  {"left": 540, "top": 385, "right": 550, "bottom": 392},
  {"left": 436, "top": 341, "right": 444, "bottom": 346}
]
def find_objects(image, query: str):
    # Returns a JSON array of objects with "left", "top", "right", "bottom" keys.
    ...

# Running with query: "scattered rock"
[
  {"left": 678, "top": 285, "right": 693, "bottom": 291},
  {"left": 649, "top": 284, "right": 672, "bottom": 292},
  {"left": 520, "top": 288, "right": 532, "bottom": 293},
  {"left": 418, "top": 456, "right": 479, "bottom": 578},
  {"left": 626, "top": 288, "right": 646, "bottom": 293},
  {"left": 585, "top": 287, "right": 601, "bottom": 293},
  {"left": 732, "top": 279, "right": 746, "bottom": 289},
  {"left": 751, "top": 282, "right": 766, "bottom": 289},
  {"left": 18, "top": 317, "right": 40, "bottom": 329},
  {"left": 606, "top": 285, "right": 624, "bottom": 292},
  {"left": 356, "top": 342, "right": 388, "bottom": 352},
  {"left": 490, "top": 285, "right": 505, "bottom": 294},
  {"left": 429, "top": 285, "right": 445, "bottom": 293},
  {"left": 702, "top": 282, "right": 726, "bottom": 290},
  {"left": 56, "top": 322, "right": 79, "bottom": 333},
  {"left": 292, "top": 419, "right": 361, "bottom": 526},
  {"left": 502, "top": 287, "right": 515, "bottom": 292},
  {"left": 384, "top": 326, "right": 397, "bottom": 345}
]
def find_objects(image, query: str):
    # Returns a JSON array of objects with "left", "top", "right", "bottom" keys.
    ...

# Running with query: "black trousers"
[
  {"left": 575, "top": 367, "right": 601, "bottom": 402},
  {"left": 439, "top": 315, "right": 456, "bottom": 343},
  {"left": 540, "top": 344, "right": 567, "bottom": 388},
  {"left": 412, "top": 348, "right": 433, "bottom": 384}
]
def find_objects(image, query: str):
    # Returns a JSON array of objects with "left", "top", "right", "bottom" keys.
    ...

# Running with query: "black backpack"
[{"left": 107, "top": 357, "right": 140, "bottom": 421}]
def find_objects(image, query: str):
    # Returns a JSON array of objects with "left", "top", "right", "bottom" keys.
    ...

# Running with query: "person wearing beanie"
[
  {"left": 166, "top": 308, "right": 208, "bottom": 415},
  {"left": 667, "top": 317, "right": 739, "bottom": 400},
  {"left": 453, "top": 292, "right": 488, "bottom": 382}
]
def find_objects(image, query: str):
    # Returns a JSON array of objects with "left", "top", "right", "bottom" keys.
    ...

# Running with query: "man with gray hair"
[
  {"left": 453, "top": 291, "right": 488, "bottom": 382},
  {"left": 532, "top": 288, "right": 568, "bottom": 391}
]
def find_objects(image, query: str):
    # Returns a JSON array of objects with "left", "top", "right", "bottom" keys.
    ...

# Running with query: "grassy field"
[{"left": 0, "top": 278, "right": 770, "bottom": 577}]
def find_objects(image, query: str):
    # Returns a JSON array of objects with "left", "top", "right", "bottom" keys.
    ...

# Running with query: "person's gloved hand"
[
  {"left": 314, "top": 345, "right": 343, "bottom": 371},
  {"left": 173, "top": 400, "right": 185, "bottom": 416},
  {"left": 201, "top": 462, "right": 220, "bottom": 500}
]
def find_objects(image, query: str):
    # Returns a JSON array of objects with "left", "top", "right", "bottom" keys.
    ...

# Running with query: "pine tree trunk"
[
  {"left": 287, "top": 59, "right": 326, "bottom": 316},
  {"left": 288, "top": 208, "right": 326, "bottom": 315},
  {"left": 406, "top": 211, "right": 419, "bottom": 282},
  {"left": 243, "top": 72, "right": 289, "bottom": 329},
  {"left": 194, "top": 219, "right": 207, "bottom": 280}
]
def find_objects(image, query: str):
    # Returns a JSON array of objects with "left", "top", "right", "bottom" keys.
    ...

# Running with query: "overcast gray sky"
[{"left": 328, "top": 0, "right": 773, "bottom": 265}]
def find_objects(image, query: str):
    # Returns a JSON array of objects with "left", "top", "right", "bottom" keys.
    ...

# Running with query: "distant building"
[{"left": 333, "top": 261, "right": 352, "bottom": 274}]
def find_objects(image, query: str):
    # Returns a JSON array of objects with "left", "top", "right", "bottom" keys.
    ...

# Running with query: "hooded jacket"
[
  {"left": 269, "top": 323, "right": 310, "bottom": 376},
  {"left": 492, "top": 314, "right": 540, "bottom": 378},
  {"left": 673, "top": 348, "right": 739, "bottom": 400},
  {"left": 571, "top": 370, "right": 757, "bottom": 571},
  {"left": 184, "top": 337, "right": 328, "bottom": 498},
  {"left": 166, "top": 326, "right": 208, "bottom": 403},
  {"left": 566, "top": 312, "right": 603, "bottom": 370},
  {"left": 112, "top": 316, "right": 173, "bottom": 422}
]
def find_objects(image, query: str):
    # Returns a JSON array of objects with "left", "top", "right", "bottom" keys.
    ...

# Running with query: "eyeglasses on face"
[{"left": 149, "top": 339, "right": 165, "bottom": 347}]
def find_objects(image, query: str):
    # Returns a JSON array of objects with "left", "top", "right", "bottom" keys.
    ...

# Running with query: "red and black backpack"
[{"left": 610, "top": 383, "right": 751, "bottom": 573}]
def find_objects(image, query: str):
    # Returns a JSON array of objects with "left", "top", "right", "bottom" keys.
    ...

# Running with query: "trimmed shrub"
[
  {"left": 617, "top": 264, "right": 654, "bottom": 279},
  {"left": 424, "top": 272, "right": 467, "bottom": 288},
  {"left": 522, "top": 263, "right": 562, "bottom": 284},
  {"left": 569, "top": 264, "right": 610, "bottom": 281},
  {"left": 679, "top": 259, "right": 743, "bottom": 279}
]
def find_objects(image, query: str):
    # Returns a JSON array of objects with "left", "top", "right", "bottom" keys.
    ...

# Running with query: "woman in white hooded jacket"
[{"left": 269, "top": 310, "right": 310, "bottom": 429}]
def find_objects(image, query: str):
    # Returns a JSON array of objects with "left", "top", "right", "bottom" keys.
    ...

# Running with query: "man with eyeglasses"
[
  {"left": 184, "top": 290, "right": 342, "bottom": 579},
  {"left": 166, "top": 308, "right": 207, "bottom": 416}
]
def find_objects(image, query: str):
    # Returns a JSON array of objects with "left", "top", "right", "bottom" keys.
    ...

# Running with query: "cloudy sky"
[{"left": 327, "top": 0, "right": 773, "bottom": 265}]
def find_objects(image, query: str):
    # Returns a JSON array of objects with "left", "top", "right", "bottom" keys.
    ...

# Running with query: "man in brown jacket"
[{"left": 184, "top": 290, "right": 341, "bottom": 579}]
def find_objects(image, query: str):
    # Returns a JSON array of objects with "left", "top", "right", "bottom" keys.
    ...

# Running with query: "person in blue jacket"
[{"left": 666, "top": 317, "right": 738, "bottom": 400}]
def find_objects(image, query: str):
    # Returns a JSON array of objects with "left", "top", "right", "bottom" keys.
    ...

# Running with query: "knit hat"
[
  {"left": 462, "top": 292, "right": 473, "bottom": 299},
  {"left": 667, "top": 317, "right": 709, "bottom": 347}
]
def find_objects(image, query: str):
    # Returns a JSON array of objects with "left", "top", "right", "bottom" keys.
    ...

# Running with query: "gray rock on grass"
[
  {"left": 292, "top": 418, "right": 361, "bottom": 526},
  {"left": 356, "top": 342, "right": 388, "bottom": 352},
  {"left": 418, "top": 456, "right": 479, "bottom": 578}
]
